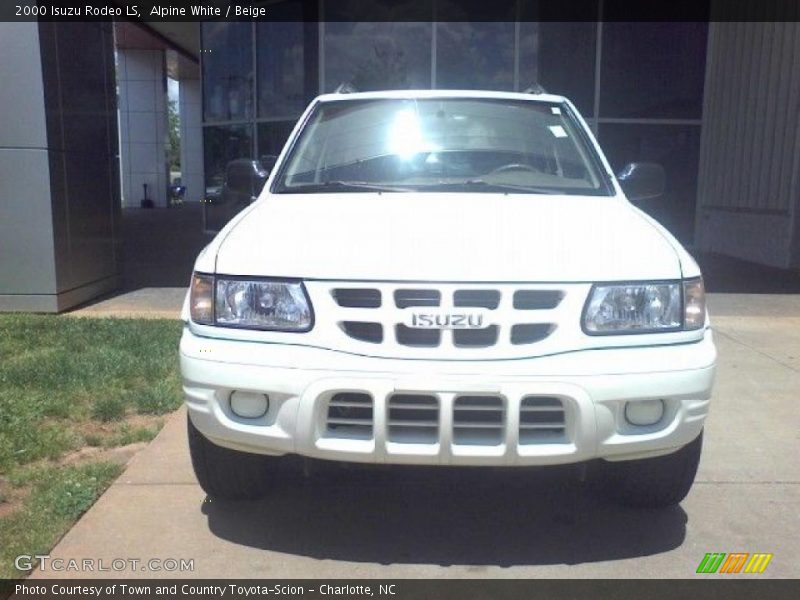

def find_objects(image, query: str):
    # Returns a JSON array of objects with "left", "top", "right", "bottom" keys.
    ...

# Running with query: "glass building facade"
[{"left": 201, "top": 0, "right": 708, "bottom": 239}]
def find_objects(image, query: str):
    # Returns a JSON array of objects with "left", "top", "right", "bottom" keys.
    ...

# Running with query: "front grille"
[
  {"left": 510, "top": 323, "right": 553, "bottom": 345},
  {"left": 395, "top": 324, "right": 441, "bottom": 347},
  {"left": 388, "top": 394, "right": 439, "bottom": 444},
  {"left": 453, "top": 396, "right": 505, "bottom": 445},
  {"left": 330, "top": 284, "right": 564, "bottom": 352},
  {"left": 341, "top": 321, "right": 383, "bottom": 343},
  {"left": 394, "top": 289, "right": 441, "bottom": 308},
  {"left": 519, "top": 396, "right": 567, "bottom": 444},
  {"left": 454, "top": 289, "right": 500, "bottom": 309},
  {"left": 325, "top": 393, "right": 373, "bottom": 440},
  {"left": 513, "top": 290, "right": 563, "bottom": 310},
  {"left": 332, "top": 288, "right": 381, "bottom": 308},
  {"left": 453, "top": 325, "right": 499, "bottom": 348}
]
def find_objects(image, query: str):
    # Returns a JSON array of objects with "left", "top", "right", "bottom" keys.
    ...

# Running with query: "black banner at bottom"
[{"left": 2, "top": 579, "right": 799, "bottom": 600}]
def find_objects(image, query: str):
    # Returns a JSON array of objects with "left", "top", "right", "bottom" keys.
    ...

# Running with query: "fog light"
[
  {"left": 230, "top": 391, "right": 269, "bottom": 418},
  {"left": 624, "top": 399, "right": 664, "bottom": 426}
]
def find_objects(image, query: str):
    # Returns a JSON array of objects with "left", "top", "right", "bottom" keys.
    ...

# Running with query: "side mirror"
[
  {"left": 225, "top": 159, "right": 268, "bottom": 199},
  {"left": 251, "top": 167, "right": 268, "bottom": 197},
  {"left": 617, "top": 162, "right": 665, "bottom": 202},
  {"left": 259, "top": 154, "right": 279, "bottom": 174}
]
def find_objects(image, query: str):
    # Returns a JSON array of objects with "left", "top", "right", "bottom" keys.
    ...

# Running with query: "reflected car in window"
[{"left": 204, "top": 159, "right": 270, "bottom": 231}]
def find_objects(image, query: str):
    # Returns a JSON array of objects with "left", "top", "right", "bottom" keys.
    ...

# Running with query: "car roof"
[{"left": 315, "top": 89, "right": 568, "bottom": 104}]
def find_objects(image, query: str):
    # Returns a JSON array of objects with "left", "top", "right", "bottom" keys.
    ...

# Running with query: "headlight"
[
  {"left": 190, "top": 273, "right": 214, "bottom": 325},
  {"left": 189, "top": 273, "right": 312, "bottom": 331},
  {"left": 683, "top": 278, "right": 706, "bottom": 330},
  {"left": 215, "top": 277, "right": 312, "bottom": 331},
  {"left": 583, "top": 279, "right": 705, "bottom": 334}
]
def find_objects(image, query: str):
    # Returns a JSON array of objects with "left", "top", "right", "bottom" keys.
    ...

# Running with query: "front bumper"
[{"left": 180, "top": 327, "right": 716, "bottom": 466}]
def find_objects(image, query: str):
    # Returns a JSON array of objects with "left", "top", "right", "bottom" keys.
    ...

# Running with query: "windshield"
[{"left": 273, "top": 97, "right": 612, "bottom": 196}]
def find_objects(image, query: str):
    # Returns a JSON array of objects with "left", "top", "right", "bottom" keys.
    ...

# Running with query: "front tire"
[
  {"left": 187, "top": 415, "right": 279, "bottom": 500},
  {"left": 602, "top": 431, "right": 703, "bottom": 508}
]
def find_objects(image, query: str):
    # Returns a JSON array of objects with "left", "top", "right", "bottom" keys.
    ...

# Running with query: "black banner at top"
[{"left": 2, "top": 0, "right": 800, "bottom": 22}]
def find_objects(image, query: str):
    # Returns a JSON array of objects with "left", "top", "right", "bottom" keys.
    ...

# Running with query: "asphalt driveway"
[{"left": 34, "top": 293, "right": 800, "bottom": 578}]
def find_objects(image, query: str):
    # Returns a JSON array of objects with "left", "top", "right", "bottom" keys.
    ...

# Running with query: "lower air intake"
[
  {"left": 519, "top": 396, "right": 567, "bottom": 444},
  {"left": 388, "top": 394, "right": 439, "bottom": 444},
  {"left": 453, "top": 395, "right": 505, "bottom": 445},
  {"left": 326, "top": 392, "right": 373, "bottom": 440}
]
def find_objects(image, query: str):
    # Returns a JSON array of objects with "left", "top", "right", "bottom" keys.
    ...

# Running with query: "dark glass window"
[
  {"left": 202, "top": 23, "right": 253, "bottom": 122},
  {"left": 599, "top": 124, "right": 701, "bottom": 243},
  {"left": 324, "top": 22, "right": 433, "bottom": 92},
  {"left": 522, "top": 22, "right": 597, "bottom": 116},
  {"left": 435, "top": 22, "right": 515, "bottom": 90},
  {"left": 257, "top": 20, "right": 306, "bottom": 119},
  {"left": 257, "top": 121, "right": 297, "bottom": 162},
  {"left": 599, "top": 22, "right": 708, "bottom": 119},
  {"left": 203, "top": 124, "right": 253, "bottom": 231}
]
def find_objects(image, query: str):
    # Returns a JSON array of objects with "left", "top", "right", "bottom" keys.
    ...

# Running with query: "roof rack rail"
[
  {"left": 523, "top": 83, "right": 547, "bottom": 95},
  {"left": 334, "top": 82, "right": 358, "bottom": 94}
]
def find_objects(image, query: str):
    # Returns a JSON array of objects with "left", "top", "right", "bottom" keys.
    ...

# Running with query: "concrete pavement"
[
  {"left": 68, "top": 287, "right": 187, "bottom": 319},
  {"left": 33, "top": 294, "right": 800, "bottom": 578}
]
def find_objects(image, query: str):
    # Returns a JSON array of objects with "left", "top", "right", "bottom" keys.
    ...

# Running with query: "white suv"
[{"left": 181, "top": 90, "right": 716, "bottom": 508}]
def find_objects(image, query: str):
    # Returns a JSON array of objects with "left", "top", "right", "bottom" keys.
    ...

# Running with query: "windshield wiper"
[
  {"left": 279, "top": 180, "right": 413, "bottom": 194},
  {"left": 418, "top": 180, "right": 561, "bottom": 194}
]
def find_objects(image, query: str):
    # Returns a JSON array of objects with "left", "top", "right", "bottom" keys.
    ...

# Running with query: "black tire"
[
  {"left": 602, "top": 431, "right": 703, "bottom": 508},
  {"left": 187, "top": 415, "right": 279, "bottom": 500}
]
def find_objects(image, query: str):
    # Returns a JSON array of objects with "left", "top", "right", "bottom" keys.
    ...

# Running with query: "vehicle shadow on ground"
[{"left": 202, "top": 462, "right": 687, "bottom": 566}]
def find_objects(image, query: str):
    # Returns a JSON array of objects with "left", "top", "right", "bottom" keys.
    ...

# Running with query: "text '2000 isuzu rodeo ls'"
[{"left": 181, "top": 89, "right": 716, "bottom": 508}]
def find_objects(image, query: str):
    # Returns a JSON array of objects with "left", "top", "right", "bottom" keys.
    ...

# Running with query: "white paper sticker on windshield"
[
  {"left": 551, "top": 106, "right": 561, "bottom": 115},
  {"left": 549, "top": 125, "right": 568, "bottom": 138}
]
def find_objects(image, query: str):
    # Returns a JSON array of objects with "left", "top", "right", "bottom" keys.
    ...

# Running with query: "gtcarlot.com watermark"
[{"left": 15, "top": 555, "right": 194, "bottom": 573}]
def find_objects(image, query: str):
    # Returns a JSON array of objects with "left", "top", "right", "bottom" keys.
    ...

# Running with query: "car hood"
[{"left": 214, "top": 193, "right": 681, "bottom": 281}]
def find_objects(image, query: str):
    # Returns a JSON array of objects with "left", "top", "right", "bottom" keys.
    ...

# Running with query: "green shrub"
[
  {"left": 91, "top": 396, "right": 126, "bottom": 422},
  {"left": 0, "top": 462, "right": 123, "bottom": 577},
  {"left": 106, "top": 424, "right": 160, "bottom": 447},
  {"left": 84, "top": 433, "right": 103, "bottom": 447},
  {"left": 134, "top": 379, "right": 181, "bottom": 415}
]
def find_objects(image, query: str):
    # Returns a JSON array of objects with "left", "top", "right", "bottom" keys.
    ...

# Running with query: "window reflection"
[
  {"left": 324, "top": 22, "right": 432, "bottom": 92},
  {"left": 203, "top": 124, "right": 253, "bottom": 231},
  {"left": 257, "top": 21, "right": 306, "bottom": 119},
  {"left": 202, "top": 23, "right": 253, "bottom": 122},
  {"left": 600, "top": 22, "right": 708, "bottom": 119},
  {"left": 599, "top": 123, "right": 701, "bottom": 243},
  {"left": 531, "top": 22, "right": 597, "bottom": 115},
  {"left": 257, "top": 121, "right": 296, "bottom": 161},
  {"left": 435, "top": 22, "right": 515, "bottom": 90}
]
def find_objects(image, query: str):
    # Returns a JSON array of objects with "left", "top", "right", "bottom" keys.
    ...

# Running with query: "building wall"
[
  {"left": 0, "top": 22, "right": 121, "bottom": 312},
  {"left": 118, "top": 49, "right": 168, "bottom": 208},
  {"left": 696, "top": 22, "right": 800, "bottom": 269},
  {"left": 179, "top": 78, "right": 205, "bottom": 203},
  {"left": 0, "top": 22, "right": 59, "bottom": 310}
]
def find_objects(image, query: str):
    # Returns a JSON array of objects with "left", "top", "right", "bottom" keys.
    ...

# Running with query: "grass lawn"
[{"left": 0, "top": 315, "right": 182, "bottom": 578}]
